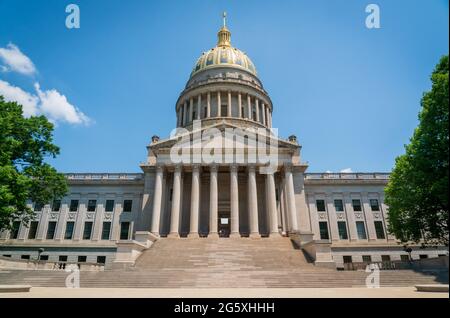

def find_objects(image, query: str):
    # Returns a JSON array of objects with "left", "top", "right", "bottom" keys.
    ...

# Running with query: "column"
[
  {"left": 207, "top": 92, "right": 211, "bottom": 118},
  {"left": 217, "top": 91, "right": 221, "bottom": 117},
  {"left": 168, "top": 166, "right": 182, "bottom": 238},
  {"left": 261, "top": 103, "right": 266, "bottom": 126},
  {"left": 189, "top": 97, "right": 194, "bottom": 123},
  {"left": 188, "top": 165, "right": 200, "bottom": 238},
  {"left": 230, "top": 165, "right": 240, "bottom": 237},
  {"left": 151, "top": 166, "right": 164, "bottom": 236},
  {"left": 183, "top": 101, "right": 188, "bottom": 126},
  {"left": 197, "top": 94, "right": 201, "bottom": 120},
  {"left": 209, "top": 165, "right": 218, "bottom": 237},
  {"left": 238, "top": 93, "right": 242, "bottom": 118},
  {"left": 285, "top": 166, "right": 299, "bottom": 232},
  {"left": 362, "top": 192, "right": 377, "bottom": 240},
  {"left": 248, "top": 166, "right": 260, "bottom": 237},
  {"left": 227, "top": 91, "right": 232, "bottom": 117},
  {"left": 268, "top": 109, "right": 272, "bottom": 127},
  {"left": 255, "top": 99, "right": 260, "bottom": 123},
  {"left": 266, "top": 172, "right": 279, "bottom": 235},
  {"left": 247, "top": 95, "right": 252, "bottom": 120}
]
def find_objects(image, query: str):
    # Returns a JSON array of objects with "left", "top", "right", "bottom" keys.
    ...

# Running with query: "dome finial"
[{"left": 217, "top": 12, "right": 231, "bottom": 47}]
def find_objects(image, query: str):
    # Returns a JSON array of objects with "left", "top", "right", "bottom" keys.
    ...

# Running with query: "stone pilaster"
[
  {"left": 188, "top": 165, "right": 200, "bottom": 238},
  {"left": 150, "top": 166, "right": 164, "bottom": 236},
  {"left": 230, "top": 165, "right": 240, "bottom": 237},
  {"left": 248, "top": 166, "right": 260, "bottom": 238},
  {"left": 209, "top": 165, "right": 218, "bottom": 237},
  {"left": 168, "top": 166, "right": 182, "bottom": 238}
]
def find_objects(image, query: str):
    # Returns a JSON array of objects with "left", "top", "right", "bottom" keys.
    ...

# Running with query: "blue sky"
[{"left": 0, "top": 0, "right": 448, "bottom": 173}]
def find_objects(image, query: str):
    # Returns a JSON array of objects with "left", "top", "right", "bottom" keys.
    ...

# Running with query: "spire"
[{"left": 217, "top": 11, "right": 231, "bottom": 47}]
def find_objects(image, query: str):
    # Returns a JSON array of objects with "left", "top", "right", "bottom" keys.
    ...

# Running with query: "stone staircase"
[{"left": 0, "top": 237, "right": 447, "bottom": 288}]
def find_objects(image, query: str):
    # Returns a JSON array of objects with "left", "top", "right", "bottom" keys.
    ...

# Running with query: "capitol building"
[{"left": 0, "top": 19, "right": 446, "bottom": 271}]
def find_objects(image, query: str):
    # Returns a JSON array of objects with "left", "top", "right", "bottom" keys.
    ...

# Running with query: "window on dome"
[
  {"left": 241, "top": 107, "right": 245, "bottom": 118},
  {"left": 221, "top": 105, "right": 227, "bottom": 117},
  {"left": 220, "top": 50, "right": 229, "bottom": 63},
  {"left": 203, "top": 107, "right": 208, "bottom": 118},
  {"left": 206, "top": 53, "right": 214, "bottom": 65}
]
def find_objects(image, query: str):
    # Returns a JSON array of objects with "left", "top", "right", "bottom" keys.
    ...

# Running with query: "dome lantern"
[{"left": 217, "top": 12, "right": 231, "bottom": 47}]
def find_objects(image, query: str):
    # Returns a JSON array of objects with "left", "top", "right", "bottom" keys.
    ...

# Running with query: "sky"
[{"left": 0, "top": 0, "right": 448, "bottom": 173}]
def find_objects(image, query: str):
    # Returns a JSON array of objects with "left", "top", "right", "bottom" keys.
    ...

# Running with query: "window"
[
  {"left": 419, "top": 255, "right": 428, "bottom": 259},
  {"left": 87, "top": 200, "right": 97, "bottom": 212},
  {"left": 28, "top": 221, "right": 39, "bottom": 239},
  {"left": 123, "top": 200, "right": 133, "bottom": 212},
  {"left": 334, "top": 199, "right": 344, "bottom": 212},
  {"left": 343, "top": 256, "right": 352, "bottom": 264},
  {"left": 203, "top": 107, "right": 207, "bottom": 118},
  {"left": 221, "top": 104, "right": 227, "bottom": 117},
  {"left": 52, "top": 199, "right": 61, "bottom": 211},
  {"left": 352, "top": 199, "right": 362, "bottom": 211},
  {"left": 69, "top": 199, "right": 79, "bottom": 212},
  {"left": 319, "top": 222, "right": 329, "bottom": 240},
  {"left": 381, "top": 255, "right": 391, "bottom": 262},
  {"left": 46, "top": 221, "right": 57, "bottom": 239},
  {"left": 105, "top": 200, "right": 114, "bottom": 212},
  {"left": 64, "top": 221, "right": 75, "bottom": 240},
  {"left": 40, "top": 255, "right": 49, "bottom": 261},
  {"left": 2, "top": 255, "right": 11, "bottom": 258},
  {"left": 370, "top": 199, "right": 380, "bottom": 211},
  {"left": 374, "top": 221, "right": 385, "bottom": 239},
  {"left": 120, "top": 222, "right": 130, "bottom": 240},
  {"left": 400, "top": 255, "right": 410, "bottom": 262},
  {"left": 10, "top": 221, "right": 21, "bottom": 239},
  {"left": 21, "top": 255, "right": 30, "bottom": 260},
  {"left": 34, "top": 202, "right": 44, "bottom": 211},
  {"left": 59, "top": 255, "right": 68, "bottom": 262},
  {"left": 101, "top": 222, "right": 111, "bottom": 240},
  {"left": 253, "top": 111, "right": 256, "bottom": 121},
  {"left": 83, "top": 222, "right": 93, "bottom": 240},
  {"left": 78, "top": 256, "right": 87, "bottom": 263},
  {"left": 97, "top": 256, "right": 106, "bottom": 264},
  {"left": 356, "top": 221, "right": 367, "bottom": 239},
  {"left": 337, "top": 221, "right": 348, "bottom": 240},
  {"left": 241, "top": 107, "right": 245, "bottom": 118},
  {"left": 362, "top": 255, "right": 372, "bottom": 263},
  {"left": 316, "top": 200, "right": 326, "bottom": 212},
  {"left": 192, "top": 111, "right": 196, "bottom": 120}
]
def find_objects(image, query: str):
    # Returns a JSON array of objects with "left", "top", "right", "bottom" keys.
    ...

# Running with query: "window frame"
[
  {"left": 337, "top": 221, "right": 348, "bottom": 240},
  {"left": 82, "top": 221, "right": 93, "bottom": 240},
  {"left": 355, "top": 221, "right": 367, "bottom": 240},
  {"left": 352, "top": 199, "right": 362, "bottom": 211},
  {"left": 316, "top": 199, "right": 326, "bottom": 212},
  {"left": 87, "top": 200, "right": 97, "bottom": 212},
  {"left": 318, "top": 221, "right": 329, "bottom": 240}
]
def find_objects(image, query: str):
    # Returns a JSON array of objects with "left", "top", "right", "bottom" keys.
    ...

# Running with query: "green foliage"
[
  {"left": 0, "top": 96, "right": 68, "bottom": 231},
  {"left": 385, "top": 55, "right": 449, "bottom": 246}
]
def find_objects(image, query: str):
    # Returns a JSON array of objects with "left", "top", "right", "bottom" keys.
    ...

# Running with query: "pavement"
[{"left": 0, "top": 287, "right": 448, "bottom": 298}]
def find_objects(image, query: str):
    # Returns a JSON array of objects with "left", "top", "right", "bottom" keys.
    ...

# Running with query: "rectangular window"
[
  {"left": 419, "top": 254, "right": 428, "bottom": 259},
  {"left": 337, "top": 221, "right": 348, "bottom": 240},
  {"left": 69, "top": 199, "right": 79, "bottom": 212},
  {"left": 334, "top": 199, "right": 344, "bottom": 212},
  {"left": 352, "top": 199, "right": 362, "bottom": 211},
  {"left": 123, "top": 200, "right": 133, "bottom": 212},
  {"left": 78, "top": 256, "right": 87, "bottom": 263},
  {"left": 40, "top": 255, "right": 49, "bottom": 261},
  {"left": 362, "top": 255, "right": 372, "bottom": 263},
  {"left": 221, "top": 105, "right": 227, "bottom": 117},
  {"left": 34, "top": 202, "right": 44, "bottom": 211},
  {"left": 64, "top": 221, "right": 75, "bottom": 240},
  {"left": 105, "top": 200, "right": 114, "bottom": 212},
  {"left": 241, "top": 107, "right": 245, "bottom": 118},
  {"left": 87, "top": 200, "right": 97, "bottom": 212},
  {"left": 59, "top": 255, "right": 68, "bottom": 262},
  {"left": 374, "top": 221, "right": 385, "bottom": 239},
  {"left": 82, "top": 222, "right": 93, "bottom": 240},
  {"left": 381, "top": 255, "right": 391, "bottom": 262},
  {"left": 101, "top": 222, "right": 111, "bottom": 240},
  {"left": 370, "top": 199, "right": 380, "bottom": 211},
  {"left": 11, "top": 221, "right": 21, "bottom": 239},
  {"left": 316, "top": 199, "right": 326, "bottom": 212},
  {"left": 52, "top": 199, "right": 61, "bottom": 211},
  {"left": 28, "top": 221, "right": 39, "bottom": 239},
  {"left": 120, "top": 222, "right": 130, "bottom": 240},
  {"left": 97, "top": 256, "right": 106, "bottom": 264},
  {"left": 356, "top": 221, "right": 367, "bottom": 239},
  {"left": 319, "top": 221, "right": 329, "bottom": 240},
  {"left": 21, "top": 255, "right": 30, "bottom": 260},
  {"left": 46, "top": 221, "right": 57, "bottom": 239},
  {"left": 343, "top": 256, "right": 352, "bottom": 264},
  {"left": 400, "top": 255, "right": 410, "bottom": 262}
]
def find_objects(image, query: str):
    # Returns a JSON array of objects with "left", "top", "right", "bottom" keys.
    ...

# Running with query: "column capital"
[
  {"left": 192, "top": 164, "right": 201, "bottom": 172},
  {"left": 155, "top": 165, "right": 165, "bottom": 173},
  {"left": 174, "top": 165, "right": 182, "bottom": 173},
  {"left": 210, "top": 164, "right": 218, "bottom": 173},
  {"left": 230, "top": 164, "right": 239, "bottom": 173},
  {"left": 247, "top": 165, "right": 256, "bottom": 173}
]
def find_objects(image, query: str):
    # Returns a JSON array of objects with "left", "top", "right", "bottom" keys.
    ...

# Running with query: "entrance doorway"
[{"left": 218, "top": 211, "right": 230, "bottom": 237}]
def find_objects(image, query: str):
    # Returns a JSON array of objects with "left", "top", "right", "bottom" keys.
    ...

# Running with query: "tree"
[
  {"left": 0, "top": 96, "right": 68, "bottom": 231},
  {"left": 385, "top": 55, "right": 449, "bottom": 246}
]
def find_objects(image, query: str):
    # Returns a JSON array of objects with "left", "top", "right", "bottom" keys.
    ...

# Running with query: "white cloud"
[
  {"left": 340, "top": 168, "right": 353, "bottom": 173},
  {"left": 0, "top": 79, "right": 91, "bottom": 125},
  {"left": 0, "top": 43, "right": 36, "bottom": 75}
]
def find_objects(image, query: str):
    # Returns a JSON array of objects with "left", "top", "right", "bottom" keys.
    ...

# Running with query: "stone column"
[
  {"left": 151, "top": 166, "right": 164, "bottom": 236},
  {"left": 168, "top": 166, "right": 182, "bottom": 238},
  {"left": 255, "top": 99, "right": 260, "bottom": 123},
  {"left": 209, "top": 165, "right": 218, "bottom": 238},
  {"left": 261, "top": 103, "right": 266, "bottom": 126},
  {"left": 188, "top": 165, "right": 200, "bottom": 238},
  {"left": 183, "top": 101, "right": 188, "bottom": 126},
  {"left": 362, "top": 192, "right": 377, "bottom": 241},
  {"left": 230, "top": 165, "right": 240, "bottom": 237},
  {"left": 189, "top": 97, "right": 194, "bottom": 123},
  {"left": 227, "top": 91, "right": 232, "bottom": 117},
  {"left": 247, "top": 95, "right": 252, "bottom": 120},
  {"left": 285, "top": 166, "right": 299, "bottom": 232},
  {"left": 207, "top": 92, "right": 211, "bottom": 118},
  {"left": 238, "top": 93, "right": 242, "bottom": 118},
  {"left": 197, "top": 94, "right": 201, "bottom": 120},
  {"left": 248, "top": 166, "right": 260, "bottom": 237},
  {"left": 217, "top": 91, "right": 221, "bottom": 117},
  {"left": 266, "top": 172, "right": 279, "bottom": 235}
]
